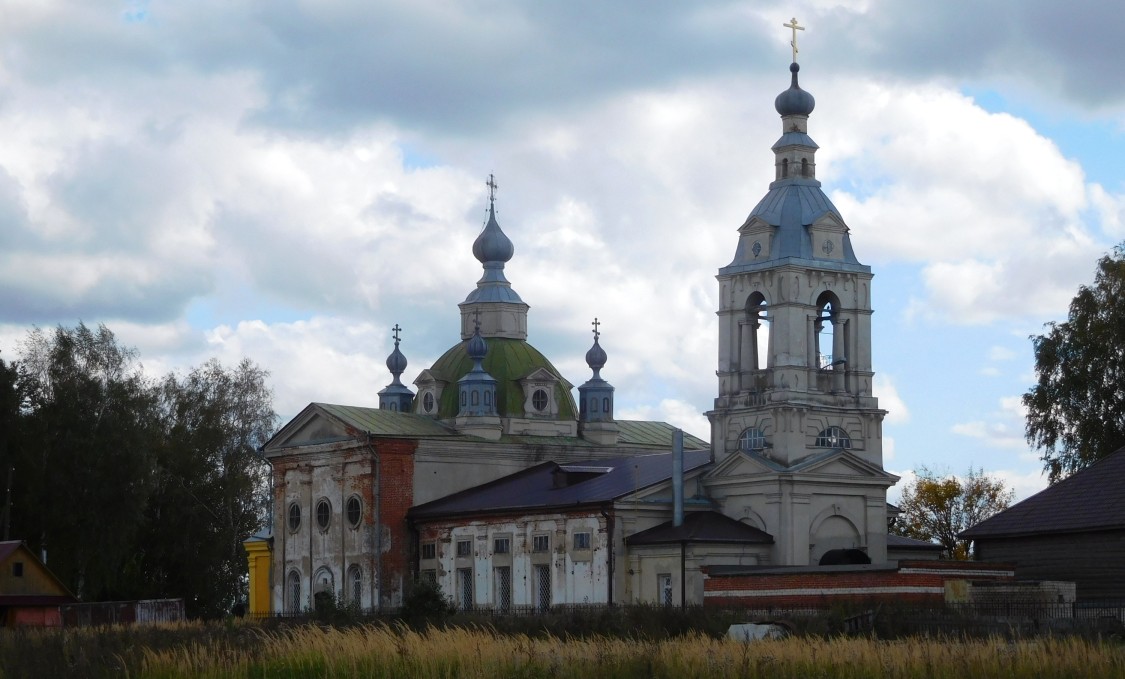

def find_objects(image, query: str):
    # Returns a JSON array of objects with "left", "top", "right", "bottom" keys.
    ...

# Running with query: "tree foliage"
[
  {"left": 1024, "top": 244, "right": 1125, "bottom": 483},
  {"left": 890, "top": 466, "right": 1013, "bottom": 560},
  {"left": 0, "top": 323, "right": 276, "bottom": 617}
]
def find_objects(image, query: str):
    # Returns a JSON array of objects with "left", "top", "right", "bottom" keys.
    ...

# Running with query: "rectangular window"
[
  {"left": 421, "top": 542, "right": 436, "bottom": 560},
  {"left": 532, "top": 534, "right": 549, "bottom": 553},
  {"left": 457, "top": 568, "right": 473, "bottom": 610},
  {"left": 494, "top": 566, "right": 512, "bottom": 612},
  {"left": 493, "top": 537, "right": 510, "bottom": 554},
  {"left": 534, "top": 564, "right": 551, "bottom": 612},
  {"left": 573, "top": 532, "right": 591, "bottom": 550},
  {"left": 12, "top": 562, "right": 23, "bottom": 577},
  {"left": 659, "top": 573, "right": 673, "bottom": 607},
  {"left": 456, "top": 539, "right": 472, "bottom": 558}
]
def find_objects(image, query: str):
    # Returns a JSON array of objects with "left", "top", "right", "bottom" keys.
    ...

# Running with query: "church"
[{"left": 252, "top": 41, "right": 946, "bottom": 615}]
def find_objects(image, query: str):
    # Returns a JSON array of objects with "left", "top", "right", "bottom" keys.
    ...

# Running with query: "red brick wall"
[
  {"left": 375, "top": 439, "right": 416, "bottom": 604},
  {"left": 703, "top": 560, "right": 1014, "bottom": 608}
]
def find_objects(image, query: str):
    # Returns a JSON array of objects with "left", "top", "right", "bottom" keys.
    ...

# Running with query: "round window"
[
  {"left": 423, "top": 392, "right": 434, "bottom": 413},
  {"left": 287, "top": 502, "right": 301, "bottom": 532},
  {"left": 316, "top": 499, "right": 331, "bottom": 530},
  {"left": 532, "top": 388, "right": 549, "bottom": 412},
  {"left": 346, "top": 496, "right": 362, "bottom": 528}
]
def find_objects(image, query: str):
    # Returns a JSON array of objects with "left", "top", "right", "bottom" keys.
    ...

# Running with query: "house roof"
[
  {"left": 961, "top": 446, "right": 1125, "bottom": 540},
  {"left": 625, "top": 511, "right": 774, "bottom": 546},
  {"left": 409, "top": 449, "right": 712, "bottom": 519},
  {"left": 0, "top": 540, "right": 75, "bottom": 598},
  {"left": 886, "top": 534, "right": 943, "bottom": 551}
]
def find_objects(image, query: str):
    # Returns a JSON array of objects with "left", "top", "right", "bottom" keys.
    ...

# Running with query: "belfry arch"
[{"left": 738, "top": 292, "right": 769, "bottom": 390}]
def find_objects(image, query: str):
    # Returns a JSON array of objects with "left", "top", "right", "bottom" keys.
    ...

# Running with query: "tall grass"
[{"left": 134, "top": 623, "right": 1124, "bottom": 679}]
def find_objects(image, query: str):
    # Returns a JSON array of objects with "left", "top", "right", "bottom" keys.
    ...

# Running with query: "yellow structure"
[
  {"left": 0, "top": 540, "right": 74, "bottom": 626},
  {"left": 243, "top": 535, "right": 273, "bottom": 615}
]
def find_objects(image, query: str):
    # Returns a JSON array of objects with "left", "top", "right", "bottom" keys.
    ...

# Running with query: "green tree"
[
  {"left": 139, "top": 358, "right": 276, "bottom": 618},
  {"left": 891, "top": 466, "right": 1013, "bottom": 560},
  {"left": 13, "top": 323, "right": 160, "bottom": 599},
  {"left": 1024, "top": 244, "right": 1125, "bottom": 483},
  {"left": 0, "top": 353, "right": 21, "bottom": 540}
]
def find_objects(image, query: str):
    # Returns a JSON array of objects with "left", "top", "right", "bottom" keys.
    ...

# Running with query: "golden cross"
[{"left": 783, "top": 17, "right": 804, "bottom": 63}]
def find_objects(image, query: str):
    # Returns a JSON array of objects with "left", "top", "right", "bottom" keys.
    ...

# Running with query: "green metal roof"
[
  {"left": 616, "top": 420, "right": 709, "bottom": 449},
  {"left": 315, "top": 403, "right": 458, "bottom": 437},
  {"left": 427, "top": 338, "right": 577, "bottom": 419}
]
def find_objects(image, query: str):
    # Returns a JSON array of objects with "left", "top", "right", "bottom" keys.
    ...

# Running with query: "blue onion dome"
[
  {"left": 467, "top": 325, "right": 488, "bottom": 362},
  {"left": 386, "top": 340, "right": 408, "bottom": 375},
  {"left": 472, "top": 204, "right": 515, "bottom": 264},
  {"left": 774, "top": 63, "right": 815, "bottom": 116},
  {"left": 586, "top": 336, "right": 607, "bottom": 372}
]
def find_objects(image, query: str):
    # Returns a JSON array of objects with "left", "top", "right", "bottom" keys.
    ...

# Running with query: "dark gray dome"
[
  {"left": 472, "top": 206, "right": 515, "bottom": 264},
  {"left": 774, "top": 63, "right": 815, "bottom": 117},
  {"left": 386, "top": 341, "right": 408, "bottom": 375},
  {"left": 467, "top": 326, "right": 488, "bottom": 362},
  {"left": 586, "top": 337, "right": 607, "bottom": 373}
]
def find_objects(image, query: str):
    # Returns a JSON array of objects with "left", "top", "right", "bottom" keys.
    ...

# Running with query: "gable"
[
  {"left": 704, "top": 449, "right": 898, "bottom": 484},
  {"left": 0, "top": 542, "right": 73, "bottom": 598},
  {"left": 264, "top": 404, "right": 353, "bottom": 450}
]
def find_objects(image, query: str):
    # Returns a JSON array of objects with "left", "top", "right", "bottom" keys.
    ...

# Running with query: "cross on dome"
[
  {"left": 486, "top": 173, "right": 499, "bottom": 206},
  {"left": 392, "top": 323, "right": 402, "bottom": 344},
  {"left": 783, "top": 17, "right": 804, "bottom": 63},
  {"left": 591, "top": 317, "right": 601, "bottom": 341}
]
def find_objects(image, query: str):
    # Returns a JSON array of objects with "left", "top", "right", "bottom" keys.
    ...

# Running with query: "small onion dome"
[
  {"left": 467, "top": 325, "right": 488, "bottom": 362},
  {"left": 472, "top": 205, "right": 515, "bottom": 264},
  {"left": 586, "top": 336, "right": 607, "bottom": 375},
  {"left": 386, "top": 340, "right": 408, "bottom": 376},
  {"left": 774, "top": 63, "right": 815, "bottom": 116}
]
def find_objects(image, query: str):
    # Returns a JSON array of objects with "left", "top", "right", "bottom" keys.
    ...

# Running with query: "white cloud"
[
  {"left": 988, "top": 346, "right": 1017, "bottom": 361},
  {"left": 873, "top": 374, "right": 909, "bottom": 424}
]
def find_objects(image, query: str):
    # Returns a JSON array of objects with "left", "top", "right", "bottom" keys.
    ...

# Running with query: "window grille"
[
  {"left": 738, "top": 427, "right": 766, "bottom": 452},
  {"left": 346, "top": 496, "right": 362, "bottom": 528},
  {"left": 423, "top": 392, "right": 434, "bottom": 412},
  {"left": 815, "top": 426, "right": 851, "bottom": 449},
  {"left": 456, "top": 539, "right": 472, "bottom": 557},
  {"left": 287, "top": 570, "right": 302, "bottom": 612},
  {"left": 421, "top": 542, "right": 437, "bottom": 560},
  {"left": 316, "top": 499, "right": 331, "bottom": 530},
  {"left": 348, "top": 565, "right": 362, "bottom": 607},
  {"left": 457, "top": 568, "right": 473, "bottom": 610},
  {"left": 534, "top": 564, "right": 551, "bottom": 612},
  {"left": 493, "top": 537, "right": 510, "bottom": 554},
  {"left": 659, "top": 573, "right": 673, "bottom": 607},
  {"left": 287, "top": 503, "right": 301, "bottom": 532},
  {"left": 573, "top": 532, "right": 591, "bottom": 550},
  {"left": 532, "top": 534, "right": 549, "bottom": 552},
  {"left": 420, "top": 569, "right": 437, "bottom": 586},
  {"left": 532, "top": 388, "right": 548, "bottom": 411},
  {"left": 494, "top": 566, "right": 512, "bottom": 612}
]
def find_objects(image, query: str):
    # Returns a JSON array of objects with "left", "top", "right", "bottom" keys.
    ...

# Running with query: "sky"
[{"left": 2, "top": 0, "right": 1124, "bottom": 503}]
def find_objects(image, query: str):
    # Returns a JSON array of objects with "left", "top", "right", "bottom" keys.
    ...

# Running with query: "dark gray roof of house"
[
  {"left": 409, "top": 449, "right": 712, "bottom": 519},
  {"left": 625, "top": 511, "right": 773, "bottom": 546},
  {"left": 961, "top": 447, "right": 1125, "bottom": 539},
  {"left": 886, "top": 534, "right": 942, "bottom": 551}
]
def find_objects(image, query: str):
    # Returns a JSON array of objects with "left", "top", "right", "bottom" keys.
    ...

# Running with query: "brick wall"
[
  {"left": 375, "top": 439, "right": 416, "bottom": 607},
  {"left": 703, "top": 560, "right": 1014, "bottom": 608}
]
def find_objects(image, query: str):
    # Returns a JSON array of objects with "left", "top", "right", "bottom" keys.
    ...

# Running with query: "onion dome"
[
  {"left": 378, "top": 324, "right": 414, "bottom": 412},
  {"left": 472, "top": 202, "right": 515, "bottom": 264},
  {"left": 774, "top": 63, "right": 815, "bottom": 117},
  {"left": 585, "top": 324, "right": 608, "bottom": 379},
  {"left": 467, "top": 322, "right": 488, "bottom": 365}
]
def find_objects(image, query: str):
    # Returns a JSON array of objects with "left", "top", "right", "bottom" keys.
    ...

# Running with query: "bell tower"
[{"left": 704, "top": 27, "right": 895, "bottom": 566}]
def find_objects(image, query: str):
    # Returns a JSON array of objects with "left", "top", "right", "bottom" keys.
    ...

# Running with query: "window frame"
[
  {"left": 421, "top": 542, "right": 437, "bottom": 560},
  {"left": 573, "top": 532, "right": 591, "bottom": 550},
  {"left": 315, "top": 498, "right": 332, "bottom": 531},
  {"left": 738, "top": 427, "right": 767, "bottom": 452},
  {"left": 532, "top": 534, "right": 550, "bottom": 553},
  {"left": 345, "top": 495, "right": 362, "bottom": 529},
  {"left": 493, "top": 537, "right": 511, "bottom": 555},
  {"left": 287, "top": 502, "right": 302, "bottom": 532},
  {"left": 456, "top": 539, "right": 473, "bottom": 558}
]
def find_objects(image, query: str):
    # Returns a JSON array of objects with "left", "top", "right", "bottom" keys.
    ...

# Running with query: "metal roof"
[
  {"left": 615, "top": 420, "right": 708, "bottom": 449},
  {"left": 886, "top": 534, "right": 942, "bottom": 551},
  {"left": 409, "top": 449, "right": 712, "bottom": 519},
  {"left": 961, "top": 447, "right": 1125, "bottom": 540},
  {"left": 625, "top": 511, "right": 774, "bottom": 546},
  {"left": 314, "top": 403, "right": 459, "bottom": 438}
]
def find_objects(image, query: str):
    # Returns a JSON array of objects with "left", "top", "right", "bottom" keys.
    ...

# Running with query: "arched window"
[
  {"left": 602, "top": 397, "right": 610, "bottom": 413},
  {"left": 314, "top": 567, "right": 334, "bottom": 605},
  {"left": 287, "top": 570, "right": 302, "bottom": 612},
  {"left": 471, "top": 391, "right": 479, "bottom": 406},
  {"left": 738, "top": 427, "right": 766, "bottom": 452},
  {"left": 484, "top": 390, "right": 491, "bottom": 407},
  {"left": 815, "top": 291, "right": 840, "bottom": 370},
  {"left": 590, "top": 397, "right": 598, "bottom": 413},
  {"left": 781, "top": 158, "right": 789, "bottom": 178},
  {"left": 741, "top": 292, "right": 769, "bottom": 374},
  {"left": 316, "top": 499, "right": 331, "bottom": 531},
  {"left": 815, "top": 426, "right": 851, "bottom": 449},
  {"left": 801, "top": 158, "right": 809, "bottom": 177},
  {"left": 347, "top": 565, "right": 362, "bottom": 608}
]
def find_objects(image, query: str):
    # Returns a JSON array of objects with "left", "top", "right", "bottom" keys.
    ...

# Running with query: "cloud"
[
  {"left": 873, "top": 375, "right": 909, "bottom": 424},
  {"left": 951, "top": 394, "right": 1030, "bottom": 451}
]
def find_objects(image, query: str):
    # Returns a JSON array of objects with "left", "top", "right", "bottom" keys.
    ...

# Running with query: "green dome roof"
[{"left": 428, "top": 338, "right": 576, "bottom": 420}]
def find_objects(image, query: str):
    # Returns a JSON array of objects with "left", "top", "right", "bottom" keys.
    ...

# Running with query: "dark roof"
[
  {"left": 409, "top": 449, "right": 712, "bottom": 519},
  {"left": 961, "top": 447, "right": 1125, "bottom": 539},
  {"left": 0, "top": 541, "right": 21, "bottom": 562},
  {"left": 625, "top": 511, "right": 773, "bottom": 546},
  {"left": 315, "top": 403, "right": 459, "bottom": 438},
  {"left": 0, "top": 595, "right": 76, "bottom": 606},
  {"left": 887, "top": 534, "right": 943, "bottom": 551}
]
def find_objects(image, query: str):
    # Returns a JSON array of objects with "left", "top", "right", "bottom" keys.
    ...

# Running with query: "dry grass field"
[{"left": 3, "top": 620, "right": 1124, "bottom": 678}]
